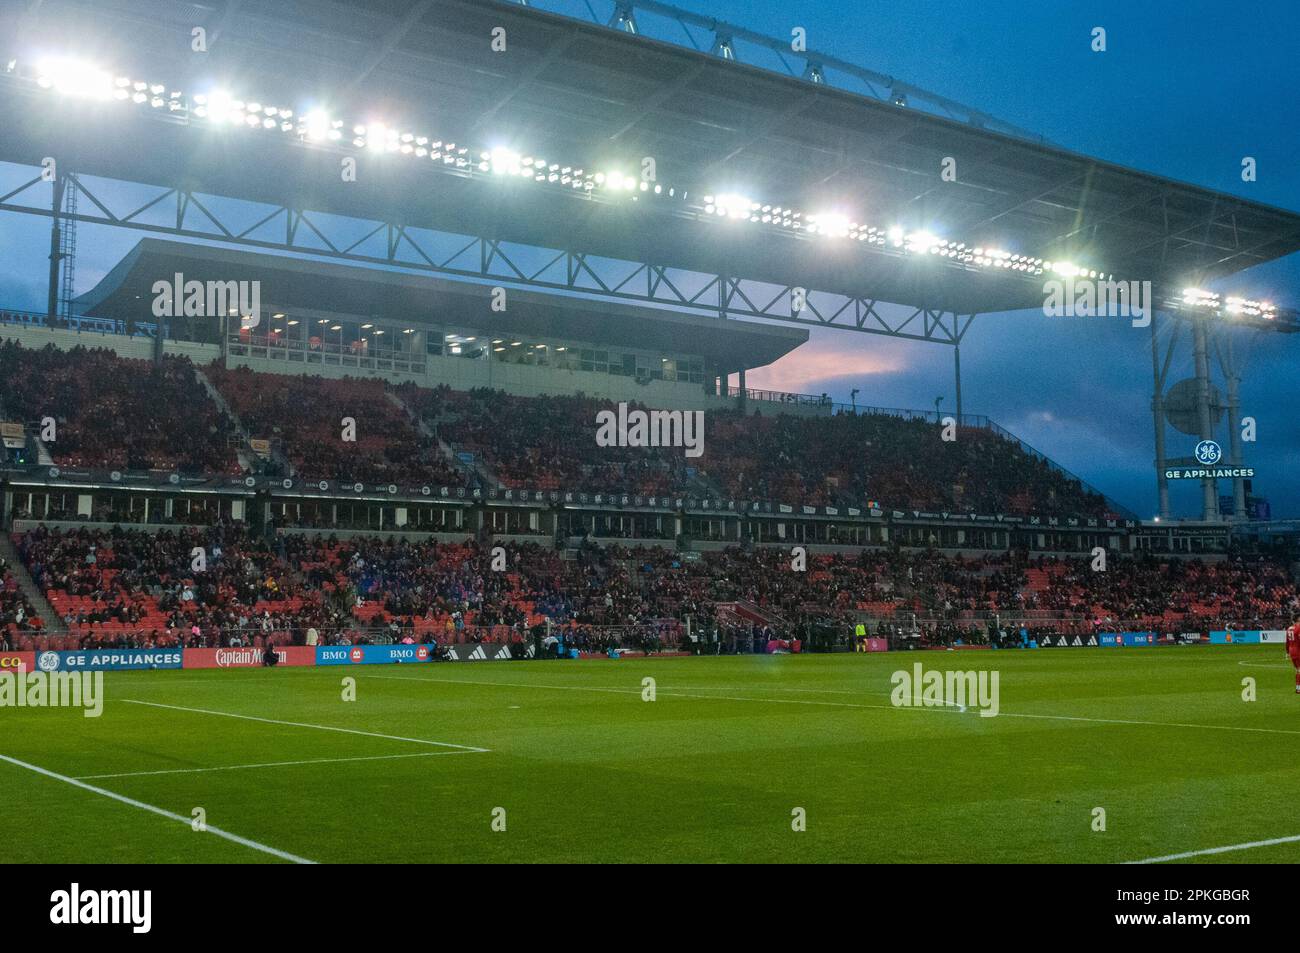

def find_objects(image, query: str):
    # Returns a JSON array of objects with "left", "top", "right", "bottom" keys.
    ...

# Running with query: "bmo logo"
[
  {"left": 416, "top": 646, "right": 430, "bottom": 661},
  {"left": 350, "top": 647, "right": 365, "bottom": 663}
]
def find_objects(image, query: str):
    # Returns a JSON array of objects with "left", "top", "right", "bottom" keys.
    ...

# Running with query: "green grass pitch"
[{"left": 3, "top": 646, "right": 1299, "bottom": 863}]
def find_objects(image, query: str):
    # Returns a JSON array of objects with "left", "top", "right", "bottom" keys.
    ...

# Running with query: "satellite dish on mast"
[{"left": 1164, "top": 378, "right": 1225, "bottom": 436}]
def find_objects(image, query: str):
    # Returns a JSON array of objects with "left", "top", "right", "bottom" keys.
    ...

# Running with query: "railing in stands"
[
  {"left": 727, "top": 385, "right": 833, "bottom": 407},
  {"left": 0, "top": 308, "right": 149, "bottom": 336}
]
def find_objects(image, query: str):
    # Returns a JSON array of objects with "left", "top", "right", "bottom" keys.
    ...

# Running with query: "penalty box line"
[
  {"left": 122, "top": 699, "right": 491, "bottom": 752},
  {"left": 0, "top": 753, "right": 316, "bottom": 864}
]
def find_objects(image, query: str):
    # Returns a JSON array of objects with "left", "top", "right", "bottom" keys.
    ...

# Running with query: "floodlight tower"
[{"left": 1150, "top": 291, "right": 1298, "bottom": 522}]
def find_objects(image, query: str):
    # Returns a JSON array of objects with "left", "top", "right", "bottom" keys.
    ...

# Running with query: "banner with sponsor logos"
[
  {"left": 183, "top": 646, "right": 316, "bottom": 669},
  {"left": 1097, "top": 632, "right": 1156, "bottom": 647},
  {"left": 1036, "top": 633, "right": 1100, "bottom": 648},
  {"left": 37, "top": 649, "right": 183, "bottom": 672},
  {"left": 443, "top": 643, "right": 520, "bottom": 661},
  {"left": 315, "top": 644, "right": 435, "bottom": 665},
  {"left": 1210, "top": 631, "right": 1262, "bottom": 645},
  {"left": 0, "top": 651, "right": 35, "bottom": 670},
  {"left": 1260, "top": 630, "right": 1287, "bottom": 645}
]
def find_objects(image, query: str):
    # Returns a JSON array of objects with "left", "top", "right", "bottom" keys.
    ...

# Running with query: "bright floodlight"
[
  {"left": 1182, "top": 287, "right": 1219, "bottom": 308},
  {"left": 713, "top": 193, "right": 755, "bottom": 219},
  {"left": 36, "top": 58, "right": 114, "bottom": 100},
  {"left": 904, "top": 231, "right": 939, "bottom": 253},
  {"left": 489, "top": 147, "right": 522, "bottom": 175},
  {"left": 204, "top": 89, "right": 236, "bottom": 123},
  {"left": 1224, "top": 295, "right": 1275, "bottom": 318},
  {"left": 809, "top": 212, "right": 851, "bottom": 238},
  {"left": 303, "top": 109, "right": 330, "bottom": 141}
]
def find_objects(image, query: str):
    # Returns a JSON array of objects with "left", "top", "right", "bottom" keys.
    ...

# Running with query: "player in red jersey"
[{"left": 1288, "top": 624, "right": 1300, "bottom": 694}]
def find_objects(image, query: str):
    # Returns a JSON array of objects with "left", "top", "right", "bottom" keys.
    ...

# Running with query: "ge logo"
[
  {"left": 37, "top": 651, "right": 60, "bottom": 673},
  {"left": 1194, "top": 440, "right": 1223, "bottom": 466}
]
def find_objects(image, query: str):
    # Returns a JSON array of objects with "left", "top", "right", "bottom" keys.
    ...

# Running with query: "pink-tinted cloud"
[{"left": 744, "top": 336, "right": 907, "bottom": 394}]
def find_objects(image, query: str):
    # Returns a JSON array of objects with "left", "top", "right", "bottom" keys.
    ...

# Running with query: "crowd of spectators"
[
  {"left": 0, "top": 554, "right": 42, "bottom": 642},
  {"left": 8, "top": 526, "right": 1296, "bottom": 652},
  {"left": 435, "top": 389, "right": 691, "bottom": 495},
  {"left": 694, "top": 409, "right": 1108, "bottom": 516},
  {"left": 15, "top": 524, "right": 352, "bottom": 649},
  {"left": 0, "top": 340, "right": 1115, "bottom": 517},
  {"left": 421, "top": 389, "right": 1109, "bottom": 517},
  {"left": 0, "top": 342, "right": 241, "bottom": 474},
  {"left": 205, "top": 365, "right": 461, "bottom": 486}
]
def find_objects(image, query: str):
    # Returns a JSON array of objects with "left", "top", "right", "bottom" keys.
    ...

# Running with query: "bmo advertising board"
[
  {"left": 183, "top": 646, "right": 317, "bottom": 668},
  {"left": 315, "top": 644, "right": 435, "bottom": 665}
]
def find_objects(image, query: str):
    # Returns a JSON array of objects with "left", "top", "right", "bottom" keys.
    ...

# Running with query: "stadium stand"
[
  {"left": 0, "top": 559, "right": 42, "bottom": 641},
  {"left": 696, "top": 409, "right": 1109, "bottom": 515},
  {"left": 434, "top": 388, "right": 691, "bottom": 495},
  {"left": 0, "top": 341, "right": 241, "bottom": 474},
  {"left": 205, "top": 364, "right": 462, "bottom": 486},
  {"left": 9, "top": 525, "right": 1296, "bottom": 651},
  {"left": 0, "top": 333, "right": 1115, "bottom": 518}
]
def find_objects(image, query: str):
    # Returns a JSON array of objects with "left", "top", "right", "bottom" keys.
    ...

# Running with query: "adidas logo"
[{"left": 467, "top": 646, "right": 487, "bottom": 661}]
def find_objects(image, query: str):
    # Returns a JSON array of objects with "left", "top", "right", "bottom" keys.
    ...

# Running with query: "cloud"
[{"left": 746, "top": 335, "right": 907, "bottom": 394}]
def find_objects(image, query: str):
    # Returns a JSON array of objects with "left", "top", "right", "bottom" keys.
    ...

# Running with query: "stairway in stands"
[
  {"left": 385, "top": 391, "right": 499, "bottom": 489},
  {"left": 715, "top": 599, "right": 787, "bottom": 630},
  {"left": 0, "top": 533, "right": 66, "bottom": 633},
  {"left": 192, "top": 364, "right": 290, "bottom": 475}
]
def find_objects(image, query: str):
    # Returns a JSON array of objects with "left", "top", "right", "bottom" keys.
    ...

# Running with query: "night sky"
[{"left": 0, "top": 0, "right": 1296, "bottom": 518}]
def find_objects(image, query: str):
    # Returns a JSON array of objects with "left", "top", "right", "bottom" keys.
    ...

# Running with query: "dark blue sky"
[
  {"left": 1, "top": 0, "right": 1297, "bottom": 518},
  {"left": 656, "top": 0, "right": 1300, "bottom": 519}
]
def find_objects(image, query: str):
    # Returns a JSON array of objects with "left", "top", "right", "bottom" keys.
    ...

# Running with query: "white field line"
[
  {"left": 1236, "top": 660, "right": 1294, "bottom": 669},
  {"left": 1127, "top": 834, "right": 1300, "bottom": 864},
  {"left": 122, "top": 699, "right": 491, "bottom": 752},
  {"left": 0, "top": 752, "right": 315, "bottom": 864},
  {"left": 77, "top": 750, "right": 477, "bottom": 780},
  {"left": 366, "top": 673, "right": 1300, "bottom": 737}
]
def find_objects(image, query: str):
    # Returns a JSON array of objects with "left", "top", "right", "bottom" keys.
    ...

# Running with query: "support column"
[
  {"left": 46, "top": 175, "right": 66, "bottom": 326},
  {"left": 1224, "top": 340, "right": 1246, "bottom": 520},
  {"left": 953, "top": 344, "right": 963, "bottom": 422},
  {"left": 1150, "top": 313, "right": 1170, "bottom": 520},
  {"left": 1191, "top": 318, "right": 1217, "bottom": 521}
]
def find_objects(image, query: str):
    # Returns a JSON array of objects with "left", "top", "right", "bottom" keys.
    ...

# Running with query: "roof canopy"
[{"left": 5, "top": 0, "right": 1299, "bottom": 316}]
